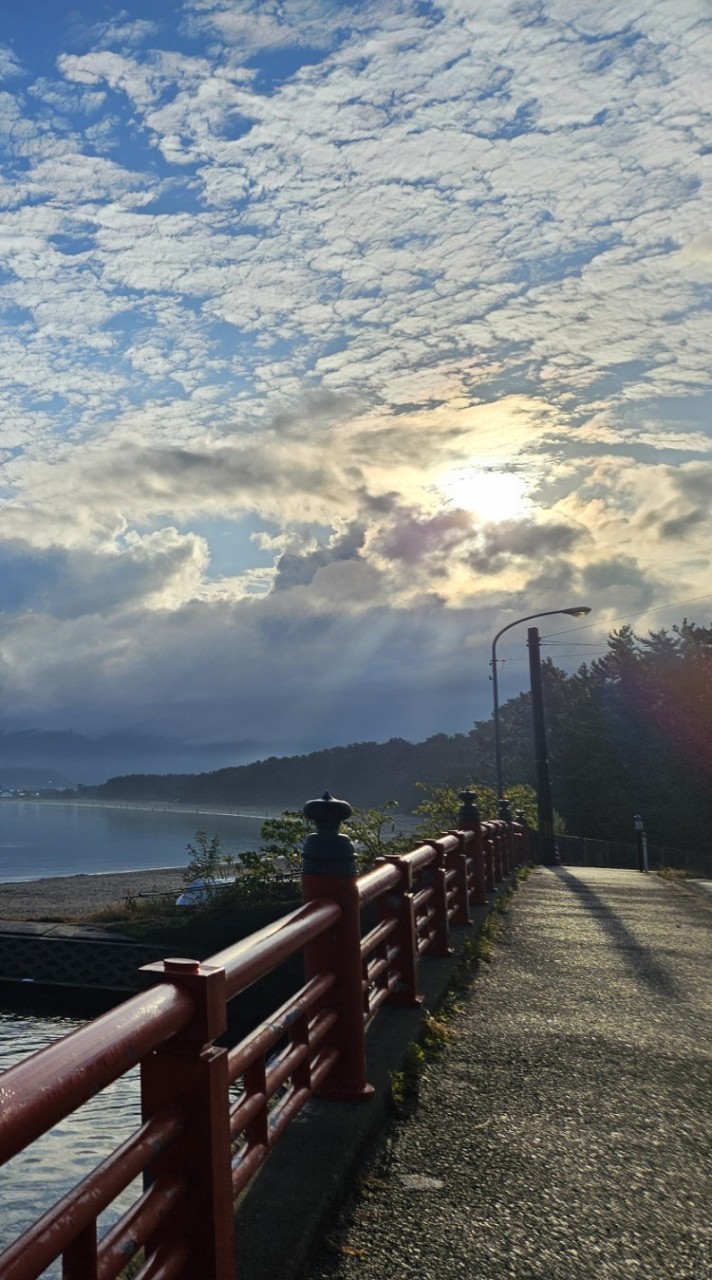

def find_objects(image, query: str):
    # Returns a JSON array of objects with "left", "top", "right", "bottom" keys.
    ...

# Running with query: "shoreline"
[
  {"left": 0, "top": 867, "right": 188, "bottom": 921},
  {"left": 0, "top": 864, "right": 186, "bottom": 885},
  {"left": 11, "top": 798, "right": 277, "bottom": 820}
]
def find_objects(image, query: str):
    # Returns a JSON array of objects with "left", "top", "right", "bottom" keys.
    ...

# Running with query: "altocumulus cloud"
[{"left": 0, "top": 0, "right": 710, "bottom": 771}]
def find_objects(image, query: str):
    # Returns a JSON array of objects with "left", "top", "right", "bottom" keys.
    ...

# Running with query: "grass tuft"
[{"left": 389, "top": 1041, "right": 425, "bottom": 1116}]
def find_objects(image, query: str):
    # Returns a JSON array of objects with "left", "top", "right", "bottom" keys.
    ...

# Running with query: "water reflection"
[{"left": 0, "top": 1010, "right": 142, "bottom": 1275}]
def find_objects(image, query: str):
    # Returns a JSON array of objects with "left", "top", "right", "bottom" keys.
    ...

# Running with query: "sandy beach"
[{"left": 0, "top": 867, "right": 187, "bottom": 921}]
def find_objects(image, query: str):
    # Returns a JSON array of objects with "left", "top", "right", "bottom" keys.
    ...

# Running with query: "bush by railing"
[{"left": 0, "top": 790, "right": 526, "bottom": 1280}]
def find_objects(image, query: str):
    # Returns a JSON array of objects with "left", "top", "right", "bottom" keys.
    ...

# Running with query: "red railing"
[{"left": 0, "top": 797, "right": 527, "bottom": 1280}]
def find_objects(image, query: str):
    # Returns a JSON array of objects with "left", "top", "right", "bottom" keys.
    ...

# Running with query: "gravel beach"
[{"left": 0, "top": 868, "right": 186, "bottom": 920}]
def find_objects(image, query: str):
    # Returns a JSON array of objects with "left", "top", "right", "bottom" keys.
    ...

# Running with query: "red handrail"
[
  {"left": 212, "top": 898, "right": 341, "bottom": 999},
  {"left": 0, "top": 814, "right": 527, "bottom": 1279},
  {"left": 0, "top": 983, "right": 192, "bottom": 1164}
]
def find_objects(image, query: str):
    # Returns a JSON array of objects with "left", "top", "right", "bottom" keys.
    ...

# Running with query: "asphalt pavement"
[{"left": 306, "top": 868, "right": 712, "bottom": 1280}]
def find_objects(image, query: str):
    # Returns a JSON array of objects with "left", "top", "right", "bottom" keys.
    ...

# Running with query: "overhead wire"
[{"left": 541, "top": 591, "right": 712, "bottom": 640}]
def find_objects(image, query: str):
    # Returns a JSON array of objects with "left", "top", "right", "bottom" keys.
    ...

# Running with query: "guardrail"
[
  {"left": 556, "top": 833, "right": 712, "bottom": 877},
  {"left": 0, "top": 790, "right": 527, "bottom": 1280}
]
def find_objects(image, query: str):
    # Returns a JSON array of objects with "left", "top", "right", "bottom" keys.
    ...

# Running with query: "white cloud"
[
  {"left": 0, "top": 45, "right": 23, "bottom": 82},
  {"left": 0, "top": 0, "right": 710, "bottom": 762}
]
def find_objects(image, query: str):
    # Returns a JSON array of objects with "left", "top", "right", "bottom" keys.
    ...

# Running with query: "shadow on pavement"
[{"left": 554, "top": 867, "right": 680, "bottom": 999}]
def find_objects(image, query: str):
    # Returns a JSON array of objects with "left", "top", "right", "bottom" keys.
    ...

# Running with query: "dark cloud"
[
  {"left": 467, "top": 519, "right": 585, "bottom": 575},
  {"left": 355, "top": 487, "right": 401, "bottom": 516},
  {"left": 0, "top": 532, "right": 204, "bottom": 620},
  {"left": 672, "top": 464, "right": 712, "bottom": 503},
  {"left": 640, "top": 463, "right": 712, "bottom": 541},
  {"left": 272, "top": 523, "right": 366, "bottom": 591},
  {"left": 0, "top": 544, "right": 67, "bottom": 612},
  {"left": 378, "top": 509, "right": 475, "bottom": 564},
  {"left": 582, "top": 556, "right": 655, "bottom": 596},
  {"left": 658, "top": 510, "right": 708, "bottom": 540},
  {"left": 0, "top": 592, "right": 503, "bottom": 760},
  {"left": 268, "top": 389, "right": 363, "bottom": 438},
  {"left": 62, "top": 441, "right": 338, "bottom": 514},
  {"left": 515, "top": 561, "right": 578, "bottom": 602}
]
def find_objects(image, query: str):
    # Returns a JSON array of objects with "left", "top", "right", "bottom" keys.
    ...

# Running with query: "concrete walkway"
[{"left": 307, "top": 868, "right": 712, "bottom": 1280}]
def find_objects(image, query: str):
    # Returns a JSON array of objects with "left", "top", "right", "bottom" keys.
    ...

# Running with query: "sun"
[{"left": 437, "top": 465, "right": 531, "bottom": 523}]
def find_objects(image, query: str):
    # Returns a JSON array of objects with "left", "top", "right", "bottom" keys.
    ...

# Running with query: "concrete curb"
[{"left": 233, "top": 885, "right": 516, "bottom": 1280}]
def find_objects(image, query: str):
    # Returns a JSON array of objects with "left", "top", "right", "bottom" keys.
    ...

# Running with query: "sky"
[{"left": 0, "top": 0, "right": 711, "bottom": 780}]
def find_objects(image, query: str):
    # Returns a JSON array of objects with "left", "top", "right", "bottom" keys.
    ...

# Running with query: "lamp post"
[
  {"left": 490, "top": 606, "right": 591, "bottom": 802},
  {"left": 528, "top": 626, "right": 556, "bottom": 864}
]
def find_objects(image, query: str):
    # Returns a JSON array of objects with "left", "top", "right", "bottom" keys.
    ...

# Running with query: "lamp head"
[{"left": 562, "top": 606, "right": 591, "bottom": 618}]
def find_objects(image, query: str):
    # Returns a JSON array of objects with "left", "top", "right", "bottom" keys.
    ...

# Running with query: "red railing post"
[
  {"left": 457, "top": 790, "right": 487, "bottom": 906},
  {"left": 63, "top": 1223, "right": 98, "bottom": 1280},
  {"left": 445, "top": 833, "right": 472, "bottom": 926},
  {"left": 421, "top": 839, "right": 454, "bottom": 955},
  {"left": 379, "top": 854, "right": 422, "bottom": 1006},
  {"left": 493, "top": 824, "right": 505, "bottom": 881},
  {"left": 514, "top": 811, "right": 531, "bottom": 865},
  {"left": 301, "top": 792, "right": 375, "bottom": 1102},
  {"left": 502, "top": 822, "right": 512, "bottom": 877},
  {"left": 482, "top": 824, "right": 496, "bottom": 890},
  {"left": 138, "top": 957, "right": 234, "bottom": 1280},
  {"left": 496, "top": 799, "right": 510, "bottom": 876}
]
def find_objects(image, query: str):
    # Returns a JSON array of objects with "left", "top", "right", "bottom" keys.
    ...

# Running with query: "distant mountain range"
[
  {"left": 0, "top": 729, "right": 268, "bottom": 787},
  {"left": 0, "top": 766, "right": 73, "bottom": 791}
]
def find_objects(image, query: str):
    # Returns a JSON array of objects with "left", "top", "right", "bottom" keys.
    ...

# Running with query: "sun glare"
[{"left": 438, "top": 466, "right": 531, "bottom": 523}]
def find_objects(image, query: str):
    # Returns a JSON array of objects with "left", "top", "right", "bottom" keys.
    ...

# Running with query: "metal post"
[
  {"left": 528, "top": 626, "right": 557, "bottom": 866},
  {"left": 489, "top": 606, "right": 591, "bottom": 800},
  {"left": 634, "top": 814, "right": 648, "bottom": 872},
  {"left": 491, "top": 635, "right": 505, "bottom": 798}
]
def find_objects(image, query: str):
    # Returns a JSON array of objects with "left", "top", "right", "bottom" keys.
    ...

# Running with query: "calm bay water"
[
  {"left": 0, "top": 800, "right": 267, "bottom": 881},
  {"left": 0, "top": 802, "right": 272, "bottom": 1263},
  {"left": 0, "top": 1009, "right": 142, "bottom": 1271},
  {"left": 0, "top": 802, "right": 270, "bottom": 1266}
]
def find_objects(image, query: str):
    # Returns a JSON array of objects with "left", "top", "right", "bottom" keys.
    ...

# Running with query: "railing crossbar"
[
  {"left": 227, "top": 971, "right": 336, "bottom": 1084},
  {"left": 360, "top": 916, "right": 399, "bottom": 959},
  {"left": 356, "top": 860, "right": 401, "bottom": 905},
  {"left": 0, "top": 1106, "right": 185, "bottom": 1280},
  {"left": 0, "top": 986, "right": 192, "bottom": 1169},
  {"left": 215, "top": 899, "right": 342, "bottom": 1000},
  {"left": 132, "top": 1239, "right": 190, "bottom": 1280},
  {"left": 97, "top": 1170, "right": 189, "bottom": 1280},
  {"left": 0, "top": 804, "right": 527, "bottom": 1280}
]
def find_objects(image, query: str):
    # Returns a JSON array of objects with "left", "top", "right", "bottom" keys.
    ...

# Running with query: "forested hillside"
[
  {"left": 543, "top": 619, "right": 712, "bottom": 853},
  {"left": 87, "top": 619, "right": 712, "bottom": 852},
  {"left": 87, "top": 732, "right": 486, "bottom": 814}
]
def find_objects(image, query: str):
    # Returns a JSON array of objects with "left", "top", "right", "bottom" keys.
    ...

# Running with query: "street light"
[{"left": 490, "top": 606, "right": 591, "bottom": 801}]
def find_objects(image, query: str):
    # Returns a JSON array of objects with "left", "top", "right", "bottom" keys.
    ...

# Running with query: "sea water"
[
  {"left": 0, "top": 800, "right": 267, "bottom": 881},
  {"left": 0, "top": 1009, "right": 142, "bottom": 1270},
  {"left": 0, "top": 802, "right": 270, "bottom": 1267}
]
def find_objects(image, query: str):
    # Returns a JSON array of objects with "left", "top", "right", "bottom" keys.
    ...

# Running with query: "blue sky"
[{"left": 0, "top": 0, "right": 711, "bottom": 778}]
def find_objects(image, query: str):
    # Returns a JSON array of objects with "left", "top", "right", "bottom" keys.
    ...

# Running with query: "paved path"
[{"left": 308, "top": 868, "right": 712, "bottom": 1280}]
